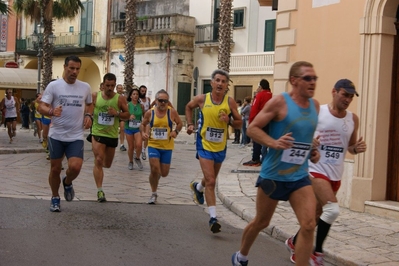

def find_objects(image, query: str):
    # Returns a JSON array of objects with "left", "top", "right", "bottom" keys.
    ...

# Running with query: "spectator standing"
[
  {"left": 116, "top": 84, "right": 127, "bottom": 151},
  {"left": 240, "top": 96, "right": 251, "bottom": 146},
  {"left": 232, "top": 99, "right": 242, "bottom": 144},
  {"left": 20, "top": 98, "right": 30, "bottom": 129},
  {"left": 242, "top": 79, "right": 272, "bottom": 166}
]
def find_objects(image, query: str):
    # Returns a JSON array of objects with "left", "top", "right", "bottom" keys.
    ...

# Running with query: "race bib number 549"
[{"left": 281, "top": 142, "right": 311, "bottom": 165}]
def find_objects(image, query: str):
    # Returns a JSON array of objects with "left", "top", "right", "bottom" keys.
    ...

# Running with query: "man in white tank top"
[
  {"left": 0, "top": 89, "right": 19, "bottom": 143},
  {"left": 116, "top": 84, "right": 127, "bottom": 151},
  {"left": 285, "top": 79, "right": 367, "bottom": 265},
  {"left": 139, "top": 85, "right": 151, "bottom": 160}
]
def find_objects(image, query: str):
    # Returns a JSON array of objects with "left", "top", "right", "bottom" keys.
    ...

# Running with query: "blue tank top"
[{"left": 260, "top": 92, "right": 318, "bottom": 182}]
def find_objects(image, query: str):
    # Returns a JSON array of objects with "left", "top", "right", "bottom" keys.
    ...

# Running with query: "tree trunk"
[
  {"left": 124, "top": 0, "right": 137, "bottom": 93},
  {"left": 217, "top": 0, "right": 233, "bottom": 72}
]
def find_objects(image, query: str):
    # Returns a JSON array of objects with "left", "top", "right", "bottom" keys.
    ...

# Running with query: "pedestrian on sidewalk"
[
  {"left": 0, "top": 88, "right": 19, "bottom": 143},
  {"left": 232, "top": 61, "right": 320, "bottom": 266},
  {"left": 39, "top": 55, "right": 93, "bottom": 212},
  {"left": 186, "top": 69, "right": 242, "bottom": 233},
  {"left": 33, "top": 93, "right": 43, "bottom": 143},
  {"left": 285, "top": 79, "right": 367, "bottom": 265},
  {"left": 232, "top": 99, "right": 242, "bottom": 144},
  {"left": 116, "top": 84, "right": 127, "bottom": 152},
  {"left": 20, "top": 98, "right": 30, "bottom": 129},
  {"left": 140, "top": 89, "right": 182, "bottom": 204},
  {"left": 89, "top": 73, "right": 129, "bottom": 202},
  {"left": 240, "top": 96, "right": 251, "bottom": 146},
  {"left": 139, "top": 85, "right": 152, "bottom": 161},
  {"left": 242, "top": 79, "right": 272, "bottom": 166},
  {"left": 124, "top": 87, "right": 145, "bottom": 170}
]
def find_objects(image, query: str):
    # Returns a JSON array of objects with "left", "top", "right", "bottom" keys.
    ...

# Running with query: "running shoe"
[
  {"left": 128, "top": 161, "right": 134, "bottom": 170},
  {"left": 148, "top": 193, "right": 157, "bottom": 204},
  {"left": 190, "top": 181, "right": 204, "bottom": 205},
  {"left": 142, "top": 149, "right": 147, "bottom": 160},
  {"left": 285, "top": 235, "right": 296, "bottom": 263},
  {"left": 242, "top": 160, "right": 261, "bottom": 167},
  {"left": 42, "top": 138, "right": 48, "bottom": 149},
  {"left": 309, "top": 252, "right": 324, "bottom": 266},
  {"left": 231, "top": 252, "right": 248, "bottom": 266},
  {"left": 209, "top": 217, "right": 221, "bottom": 233},
  {"left": 120, "top": 144, "right": 127, "bottom": 151},
  {"left": 134, "top": 158, "right": 143, "bottom": 170},
  {"left": 50, "top": 197, "right": 61, "bottom": 212},
  {"left": 97, "top": 190, "right": 106, "bottom": 202},
  {"left": 62, "top": 176, "right": 75, "bottom": 202}
]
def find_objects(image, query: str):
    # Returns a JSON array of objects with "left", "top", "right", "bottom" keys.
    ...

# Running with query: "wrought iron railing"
[
  {"left": 195, "top": 23, "right": 219, "bottom": 43},
  {"left": 16, "top": 31, "right": 101, "bottom": 51}
]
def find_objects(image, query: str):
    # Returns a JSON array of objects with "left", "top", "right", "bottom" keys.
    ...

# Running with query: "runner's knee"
[{"left": 320, "top": 201, "right": 340, "bottom": 224}]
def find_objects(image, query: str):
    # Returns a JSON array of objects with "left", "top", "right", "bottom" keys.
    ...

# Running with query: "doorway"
[
  {"left": 234, "top": 86, "right": 253, "bottom": 102},
  {"left": 387, "top": 10, "right": 399, "bottom": 201}
]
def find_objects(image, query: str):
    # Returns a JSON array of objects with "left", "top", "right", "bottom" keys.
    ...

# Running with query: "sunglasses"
[
  {"left": 157, "top": 99, "right": 169, "bottom": 104},
  {"left": 296, "top": 75, "right": 318, "bottom": 82}
]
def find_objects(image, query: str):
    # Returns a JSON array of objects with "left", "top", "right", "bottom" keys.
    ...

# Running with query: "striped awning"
[{"left": 0, "top": 68, "right": 37, "bottom": 89}]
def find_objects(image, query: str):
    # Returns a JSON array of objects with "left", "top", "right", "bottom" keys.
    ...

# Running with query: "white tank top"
[
  {"left": 140, "top": 97, "right": 151, "bottom": 112},
  {"left": 4, "top": 96, "right": 17, "bottom": 118},
  {"left": 309, "top": 104, "right": 354, "bottom": 181}
]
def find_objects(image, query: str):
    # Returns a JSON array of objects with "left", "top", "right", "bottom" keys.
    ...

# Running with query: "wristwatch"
[{"left": 174, "top": 129, "right": 180, "bottom": 135}]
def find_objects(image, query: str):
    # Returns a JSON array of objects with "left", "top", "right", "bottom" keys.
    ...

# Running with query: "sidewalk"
[{"left": 1, "top": 125, "right": 399, "bottom": 265}]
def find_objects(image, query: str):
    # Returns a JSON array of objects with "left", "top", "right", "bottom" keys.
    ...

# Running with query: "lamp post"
[
  {"left": 31, "top": 23, "right": 56, "bottom": 94},
  {"left": 31, "top": 23, "right": 44, "bottom": 94}
]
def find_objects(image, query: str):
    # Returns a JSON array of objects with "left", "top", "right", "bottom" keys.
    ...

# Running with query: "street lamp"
[
  {"left": 31, "top": 23, "right": 56, "bottom": 94},
  {"left": 31, "top": 23, "right": 44, "bottom": 94}
]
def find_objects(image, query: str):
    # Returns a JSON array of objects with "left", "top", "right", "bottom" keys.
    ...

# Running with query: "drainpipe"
[
  {"left": 106, "top": 0, "right": 112, "bottom": 74},
  {"left": 165, "top": 45, "right": 169, "bottom": 92}
]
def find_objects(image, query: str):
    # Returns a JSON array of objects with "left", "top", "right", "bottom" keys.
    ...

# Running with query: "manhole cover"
[{"left": 231, "top": 169, "right": 260, "bottom": 173}]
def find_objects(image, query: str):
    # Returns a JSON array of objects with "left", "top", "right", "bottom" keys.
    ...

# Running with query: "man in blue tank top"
[{"left": 232, "top": 61, "right": 321, "bottom": 266}]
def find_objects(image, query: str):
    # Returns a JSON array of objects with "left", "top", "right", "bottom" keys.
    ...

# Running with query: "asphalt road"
[{"left": 0, "top": 197, "right": 297, "bottom": 266}]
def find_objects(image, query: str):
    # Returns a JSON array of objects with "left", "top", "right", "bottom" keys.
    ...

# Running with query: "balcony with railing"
[
  {"left": 111, "top": 13, "right": 195, "bottom": 36},
  {"left": 16, "top": 31, "right": 102, "bottom": 56},
  {"left": 195, "top": 23, "right": 219, "bottom": 44},
  {"left": 230, "top": 52, "right": 274, "bottom": 75}
]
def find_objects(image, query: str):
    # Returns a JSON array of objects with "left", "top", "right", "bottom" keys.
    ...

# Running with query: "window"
[
  {"left": 233, "top": 9, "right": 244, "bottom": 28},
  {"left": 264, "top": 19, "right": 276, "bottom": 52}
]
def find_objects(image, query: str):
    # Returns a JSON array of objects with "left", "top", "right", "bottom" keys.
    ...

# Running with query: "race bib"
[
  {"left": 320, "top": 145, "right": 344, "bottom": 165},
  {"left": 205, "top": 127, "right": 224, "bottom": 143},
  {"left": 151, "top": 127, "right": 168, "bottom": 140},
  {"left": 281, "top": 142, "right": 311, "bottom": 165},
  {"left": 128, "top": 120, "right": 141, "bottom": 128},
  {"left": 98, "top": 112, "right": 115, "bottom": 125}
]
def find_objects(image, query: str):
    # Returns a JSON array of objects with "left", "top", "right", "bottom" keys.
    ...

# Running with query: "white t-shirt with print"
[{"left": 41, "top": 78, "right": 92, "bottom": 141}]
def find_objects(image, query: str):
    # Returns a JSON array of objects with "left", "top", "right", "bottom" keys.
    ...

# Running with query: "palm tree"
[
  {"left": 13, "top": 0, "right": 84, "bottom": 90},
  {"left": 0, "top": 0, "right": 11, "bottom": 15},
  {"left": 123, "top": 0, "right": 137, "bottom": 93},
  {"left": 217, "top": 0, "right": 233, "bottom": 72}
]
